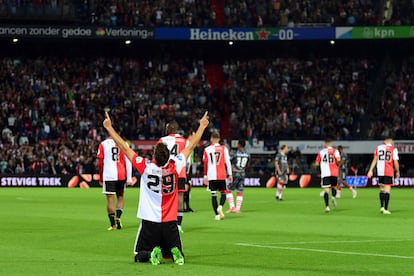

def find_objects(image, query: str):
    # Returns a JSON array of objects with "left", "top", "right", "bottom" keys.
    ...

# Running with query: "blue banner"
[{"left": 156, "top": 27, "right": 335, "bottom": 41}]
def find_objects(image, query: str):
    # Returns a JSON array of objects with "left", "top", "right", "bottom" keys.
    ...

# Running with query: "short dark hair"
[
  {"left": 337, "top": 145, "right": 343, "bottom": 150},
  {"left": 154, "top": 142, "right": 170, "bottom": 166},
  {"left": 238, "top": 139, "right": 246, "bottom": 148},
  {"left": 166, "top": 121, "right": 179, "bottom": 134}
]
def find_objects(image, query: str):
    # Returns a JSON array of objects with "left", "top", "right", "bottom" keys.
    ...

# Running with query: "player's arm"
[
  {"left": 103, "top": 112, "right": 135, "bottom": 162},
  {"left": 367, "top": 156, "right": 378, "bottom": 178},
  {"left": 181, "top": 111, "right": 209, "bottom": 160},
  {"left": 394, "top": 160, "right": 400, "bottom": 178},
  {"left": 275, "top": 159, "right": 282, "bottom": 175}
]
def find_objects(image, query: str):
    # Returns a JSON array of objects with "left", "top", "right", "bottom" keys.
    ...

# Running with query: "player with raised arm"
[
  {"left": 367, "top": 137, "right": 400, "bottom": 215},
  {"left": 103, "top": 111, "right": 209, "bottom": 265},
  {"left": 159, "top": 120, "right": 188, "bottom": 233}
]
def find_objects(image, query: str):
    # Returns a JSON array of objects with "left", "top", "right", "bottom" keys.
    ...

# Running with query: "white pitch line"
[
  {"left": 236, "top": 243, "right": 414, "bottom": 260},
  {"left": 252, "top": 239, "right": 412, "bottom": 245}
]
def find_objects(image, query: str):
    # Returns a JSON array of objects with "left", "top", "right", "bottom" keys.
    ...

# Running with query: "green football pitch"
[{"left": 1, "top": 187, "right": 413, "bottom": 276}]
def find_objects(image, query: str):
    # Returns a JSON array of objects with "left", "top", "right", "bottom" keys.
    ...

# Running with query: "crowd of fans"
[
  {"left": 0, "top": 1, "right": 413, "bottom": 175},
  {"left": 224, "top": 57, "right": 372, "bottom": 141},
  {"left": 1, "top": 0, "right": 413, "bottom": 27},
  {"left": 1, "top": 51, "right": 412, "bottom": 175}
]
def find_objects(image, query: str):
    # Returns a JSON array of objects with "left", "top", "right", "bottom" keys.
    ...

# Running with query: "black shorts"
[
  {"left": 208, "top": 180, "right": 226, "bottom": 192},
  {"left": 103, "top": 180, "right": 126, "bottom": 196},
  {"left": 227, "top": 176, "right": 245, "bottom": 192},
  {"left": 321, "top": 176, "right": 338, "bottom": 188},
  {"left": 134, "top": 220, "right": 183, "bottom": 259},
  {"left": 378, "top": 176, "right": 394, "bottom": 185},
  {"left": 178, "top": 178, "right": 186, "bottom": 192}
]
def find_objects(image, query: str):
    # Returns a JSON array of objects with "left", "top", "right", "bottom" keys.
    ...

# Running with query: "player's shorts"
[
  {"left": 208, "top": 180, "right": 227, "bottom": 192},
  {"left": 338, "top": 169, "right": 346, "bottom": 182},
  {"left": 276, "top": 174, "right": 288, "bottom": 185},
  {"left": 321, "top": 176, "right": 338, "bottom": 188},
  {"left": 103, "top": 180, "right": 126, "bottom": 196},
  {"left": 377, "top": 176, "right": 394, "bottom": 186},
  {"left": 227, "top": 176, "right": 244, "bottom": 192},
  {"left": 178, "top": 178, "right": 186, "bottom": 192},
  {"left": 134, "top": 219, "right": 183, "bottom": 259}
]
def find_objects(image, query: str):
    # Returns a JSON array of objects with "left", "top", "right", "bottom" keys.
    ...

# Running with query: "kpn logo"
[{"left": 96, "top": 27, "right": 106, "bottom": 36}]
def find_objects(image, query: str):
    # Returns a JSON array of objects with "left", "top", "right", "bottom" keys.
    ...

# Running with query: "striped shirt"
[
  {"left": 132, "top": 153, "right": 186, "bottom": 223},
  {"left": 374, "top": 143, "right": 399, "bottom": 177},
  {"left": 203, "top": 143, "right": 232, "bottom": 180},
  {"left": 316, "top": 146, "right": 340, "bottom": 178},
  {"left": 97, "top": 138, "right": 132, "bottom": 182}
]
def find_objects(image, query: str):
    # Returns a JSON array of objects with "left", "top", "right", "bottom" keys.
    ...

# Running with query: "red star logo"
[{"left": 256, "top": 28, "right": 270, "bottom": 40}]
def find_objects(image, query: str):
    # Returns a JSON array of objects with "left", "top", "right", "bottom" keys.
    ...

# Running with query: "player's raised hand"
[
  {"left": 103, "top": 111, "right": 112, "bottom": 130},
  {"left": 199, "top": 111, "right": 209, "bottom": 128}
]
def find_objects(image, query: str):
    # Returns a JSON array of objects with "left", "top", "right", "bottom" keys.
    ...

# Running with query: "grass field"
[{"left": 1, "top": 186, "right": 413, "bottom": 276}]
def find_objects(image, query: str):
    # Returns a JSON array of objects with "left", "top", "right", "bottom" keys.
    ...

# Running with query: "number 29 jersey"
[{"left": 132, "top": 153, "right": 186, "bottom": 223}]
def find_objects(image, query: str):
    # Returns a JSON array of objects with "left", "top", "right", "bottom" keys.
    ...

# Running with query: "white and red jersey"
[
  {"left": 203, "top": 143, "right": 232, "bottom": 181},
  {"left": 373, "top": 143, "right": 399, "bottom": 177},
  {"left": 97, "top": 138, "right": 132, "bottom": 182},
  {"left": 159, "top": 134, "right": 188, "bottom": 178},
  {"left": 132, "top": 153, "right": 186, "bottom": 223},
  {"left": 315, "top": 146, "right": 340, "bottom": 177}
]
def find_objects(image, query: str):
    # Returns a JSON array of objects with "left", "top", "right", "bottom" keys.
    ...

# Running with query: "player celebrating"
[
  {"left": 274, "top": 144, "right": 290, "bottom": 201},
  {"left": 103, "top": 111, "right": 209, "bottom": 265},
  {"left": 159, "top": 120, "right": 188, "bottom": 233},
  {"left": 315, "top": 138, "right": 341, "bottom": 213},
  {"left": 367, "top": 137, "right": 400, "bottom": 215},
  {"left": 226, "top": 139, "right": 250, "bottom": 213}
]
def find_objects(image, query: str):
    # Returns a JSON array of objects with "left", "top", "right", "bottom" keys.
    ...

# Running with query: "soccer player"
[
  {"left": 203, "top": 131, "right": 233, "bottom": 220},
  {"left": 103, "top": 111, "right": 209, "bottom": 265},
  {"left": 336, "top": 145, "right": 357, "bottom": 199},
  {"left": 274, "top": 144, "right": 290, "bottom": 201},
  {"left": 315, "top": 138, "right": 341, "bottom": 213},
  {"left": 367, "top": 137, "right": 400, "bottom": 215},
  {"left": 226, "top": 139, "right": 250, "bottom": 213},
  {"left": 184, "top": 150, "right": 194, "bottom": 213},
  {"left": 159, "top": 120, "right": 188, "bottom": 233},
  {"left": 97, "top": 126, "right": 132, "bottom": 231}
]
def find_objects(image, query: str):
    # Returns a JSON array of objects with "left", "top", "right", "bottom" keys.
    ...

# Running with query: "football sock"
[
  {"left": 384, "top": 192, "right": 390, "bottom": 210},
  {"left": 211, "top": 192, "right": 218, "bottom": 214},
  {"left": 331, "top": 188, "right": 337, "bottom": 198},
  {"left": 379, "top": 191, "right": 385, "bottom": 208},
  {"left": 184, "top": 190, "right": 190, "bottom": 210},
  {"left": 116, "top": 208, "right": 123, "bottom": 219},
  {"left": 236, "top": 192, "right": 243, "bottom": 210},
  {"left": 226, "top": 191, "right": 235, "bottom": 208},
  {"left": 219, "top": 191, "right": 226, "bottom": 206},
  {"left": 324, "top": 192, "right": 329, "bottom": 206},
  {"left": 108, "top": 213, "right": 115, "bottom": 227},
  {"left": 177, "top": 212, "right": 183, "bottom": 226}
]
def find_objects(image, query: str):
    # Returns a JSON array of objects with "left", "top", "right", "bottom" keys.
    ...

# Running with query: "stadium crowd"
[
  {"left": 1, "top": 52, "right": 413, "bottom": 175},
  {"left": 0, "top": 0, "right": 412, "bottom": 27}
]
